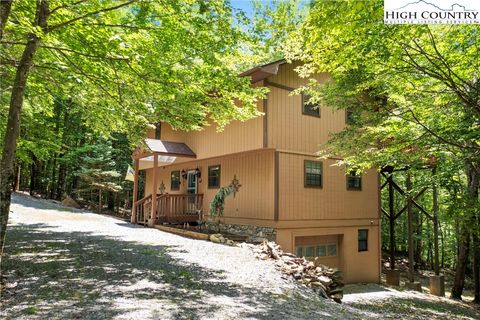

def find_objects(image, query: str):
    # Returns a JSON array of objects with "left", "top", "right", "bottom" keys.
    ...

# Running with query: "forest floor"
[{"left": 1, "top": 193, "right": 479, "bottom": 319}]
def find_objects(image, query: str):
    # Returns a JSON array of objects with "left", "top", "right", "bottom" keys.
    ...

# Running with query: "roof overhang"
[
  {"left": 133, "top": 139, "right": 196, "bottom": 169},
  {"left": 239, "top": 59, "right": 286, "bottom": 84}
]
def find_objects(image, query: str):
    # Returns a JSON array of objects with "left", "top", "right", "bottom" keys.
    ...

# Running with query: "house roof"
[
  {"left": 144, "top": 138, "right": 196, "bottom": 158},
  {"left": 239, "top": 59, "right": 286, "bottom": 83}
]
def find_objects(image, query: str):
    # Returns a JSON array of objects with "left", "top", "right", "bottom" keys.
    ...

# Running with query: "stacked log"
[{"left": 242, "top": 241, "right": 344, "bottom": 303}]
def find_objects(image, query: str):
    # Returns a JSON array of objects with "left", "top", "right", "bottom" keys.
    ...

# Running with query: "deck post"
[
  {"left": 406, "top": 173, "right": 415, "bottom": 283},
  {"left": 148, "top": 153, "right": 158, "bottom": 227},
  {"left": 131, "top": 158, "right": 139, "bottom": 224}
]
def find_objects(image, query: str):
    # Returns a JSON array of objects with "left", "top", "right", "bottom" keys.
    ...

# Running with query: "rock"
[
  {"left": 248, "top": 237, "right": 268, "bottom": 243},
  {"left": 210, "top": 234, "right": 223, "bottom": 243},
  {"left": 311, "top": 282, "right": 327, "bottom": 291},
  {"left": 331, "top": 292, "right": 343, "bottom": 303},
  {"left": 319, "top": 275, "right": 333, "bottom": 286},
  {"left": 243, "top": 240, "right": 344, "bottom": 302},
  {"left": 259, "top": 253, "right": 269, "bottom": 260},
  {"left": 226, "top": 240, "right": 235, "bottom": 246},
  {"left": 61, "top": 196, "right": 80, "bottom": 208}
]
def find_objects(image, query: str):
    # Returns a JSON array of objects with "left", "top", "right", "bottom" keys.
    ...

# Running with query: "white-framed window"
[{"left": 295, "top": 243, "right": 337, "bottom": 258}]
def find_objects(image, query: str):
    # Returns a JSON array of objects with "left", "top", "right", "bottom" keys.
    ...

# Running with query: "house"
[{"left": 130, "top": 60, "right": 381, "bottom": 283}]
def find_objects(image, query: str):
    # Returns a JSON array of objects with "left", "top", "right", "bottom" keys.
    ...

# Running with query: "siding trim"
[
  {"left": 265, "top": 79, "right": 296, "bottom": 92},
  {"left": 263, "top": 92, "right": 268, "bottom": 148},
  {"left": 276, "top": 149, "right": 343, "bottom": 160},
  {"left": 158, "top": 148, "right": 276, "bottom": 168},
  {"left": 274, "top": 151, "right": 279, "bottom": 221}
]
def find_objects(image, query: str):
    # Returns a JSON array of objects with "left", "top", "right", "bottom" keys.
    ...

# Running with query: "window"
[
  {"left": 155, "top": 122, "right": 161, "bottom": 139},
  {"left": 295, "top": 246, "right": 303, "bottom": 257},
  {"left": 302, "top": 94, "right": 320, "bottom": 117},
  {"left": 316, "top": 245, "right": 326, "bottom": 257},
  {"left": 171, "top": 170, "right": 180, "bottom": 191},
  {"left": 358, "top": 229, "right": 368, "bottom": 252},
  {"left": 304, "top": 160, "right": 322, "bottom": 188},
  {"left": 347, "top": 170, "right": 362, "bottom": 190},
  {"left": 327, "top": 244, "right": 337, "bottom": 256},
  {"left": 305, "top": 246, "right": 315, "bottom": 257},
  {"left": 208, "top": 165, "right": 221, "bottom": 188},
  {"left": 297, "top": 244, "right": 337, "bottom": 258}
]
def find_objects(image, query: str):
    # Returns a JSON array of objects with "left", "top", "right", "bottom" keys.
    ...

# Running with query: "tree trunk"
[
  {"left": 451, "top": 162, "right": 480, "bottom": 300},
  {"left": 451, "top": 228, "right": 471, "bottom": 299},
  {"left": 0, "top": 0, "right": 49, "bottom": 270},
  {"left": 473, "top": 222, "right": 480, "bottom": 303},
  {"left": 107, "top": 191, "right": 115, "bottom": 211},
  {"left": 98, "top": 190, "right": 102, "bottom": 213},
  {"left": 0, "top": 0, "right": 12, "bottom": 41},
  {"left": 56, "top": 100, "right": 70, "bottom": 200}
]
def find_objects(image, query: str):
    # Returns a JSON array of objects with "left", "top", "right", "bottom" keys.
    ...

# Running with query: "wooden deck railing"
[
  {"left": 133, "top": 194, "right": 152, "bottom": 225},
  {"left": 133, "top": 193, "right": 203, "bottom": 225}
]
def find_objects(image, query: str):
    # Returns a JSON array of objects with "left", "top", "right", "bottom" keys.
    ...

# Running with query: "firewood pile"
[{"left": 241, "top": 241, "right": 344, "bottom": 302}]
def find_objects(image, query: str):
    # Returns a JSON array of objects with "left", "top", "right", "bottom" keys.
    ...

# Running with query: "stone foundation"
[{"left": 204, "top": 221, "right": 276, "bottom": 242}]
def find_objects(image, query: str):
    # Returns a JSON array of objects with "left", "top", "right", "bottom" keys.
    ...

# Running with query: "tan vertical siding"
[
  {"left": 267, "top": 64, "right": 345, "bottom": 154},
  {"left": 143, "top": 149, "right": 275, "bottom": 223},
  {"left": 143, "top": 100, "right": 264, "bottom": 160},
  {"left": 278, "top": 153, "right": 378, "bottom": 221}
]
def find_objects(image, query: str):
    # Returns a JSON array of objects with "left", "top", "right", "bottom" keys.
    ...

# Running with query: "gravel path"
[
  {"left": 3, "top": 193, "right": 479, "bottom": 320},
  {"left": 1, "top": 193, "right": 350, "bottom": 320}
]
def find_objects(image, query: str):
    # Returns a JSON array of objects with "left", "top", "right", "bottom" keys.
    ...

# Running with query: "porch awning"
[
  {"left": 144, "top": 138, "right": 196, "bottom": 158},
  {"left": 133, "top": 139, "right": 196, "bottom": 169}
]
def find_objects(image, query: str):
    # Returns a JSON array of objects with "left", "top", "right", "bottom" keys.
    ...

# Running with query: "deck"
[{"left": 133, "top": 193, "right": 203, "bottom": 225}]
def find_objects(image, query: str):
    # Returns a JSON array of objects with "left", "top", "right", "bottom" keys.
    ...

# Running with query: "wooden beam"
[
  {"left": 388, "top": 174, "right": 396, "bottom": 270},
  {"left": 132, "top": 151, "right": 154, "bottom": 160},
  {"left": 263, "top": 91, "right": 268, "bottom": 148},
  {"left": 264, "top": 79, "right": 296, "bottom": 92},
  {"left": 389, "top": 177, "right": 433, "bottom": 220},
  {"left": 149, "top": 155, "right": 158, "bottom": 227},
  {"left": 432, "top": 167, "right": 440, "bottom": 275},
  {"left": 381, "top": 207, "right": 390, "bottom": 218},
  {"left": 407, "top": 173, "right": 415, "bottom": 283},
  {"left": 274, "top": 151, "right": 279, "bottom": 221},
  {"left": 130, "top": 158, "right": 139, "bottom": 224},
  {"left": 381, "top": 180, "right": 388, "bottom": 190}
]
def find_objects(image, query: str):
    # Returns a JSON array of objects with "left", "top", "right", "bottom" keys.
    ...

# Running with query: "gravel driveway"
[{"left": 1, "top": 193, "right": 350, "bottom": 320}]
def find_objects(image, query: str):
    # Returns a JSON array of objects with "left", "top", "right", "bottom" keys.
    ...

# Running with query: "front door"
[
  {"left": 187, "top": 171, "right": 197, "bottom": 195},
  {"left": 186, "top": 171, "right": 198, "bottom": 213}
]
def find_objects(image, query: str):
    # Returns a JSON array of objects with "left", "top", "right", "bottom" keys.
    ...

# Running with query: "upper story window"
[
  {"left": 302, "top": 94, "right": 320, "bottom": 117},
  {"left": 358, "top": 229, "right": 368, "bottom": 252},
  {"left": 171, "top": 170, "right": 180, "bottom": 190},
  {"left": 155, "top": 122, "right": 161, "bottom": 139},
  {"left": 347, "top": 170, "right": 362, "bottom": 190},
  {"left": 208, "top": 165, "right": 221, "bottom": 188},
  {"left": 304, "top": 160, "right": 322, "bottom": 188}
]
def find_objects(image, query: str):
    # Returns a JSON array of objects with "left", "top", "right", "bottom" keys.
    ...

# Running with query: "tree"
[
  {"left": 76, "top": 141, "right": 122, "bottom": 213},
  {"left": 0, "top": 0, "right": 266, "bottom": 268},
  {"left": 284, "top": 0, "right": 479, "bottom": 300}
]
